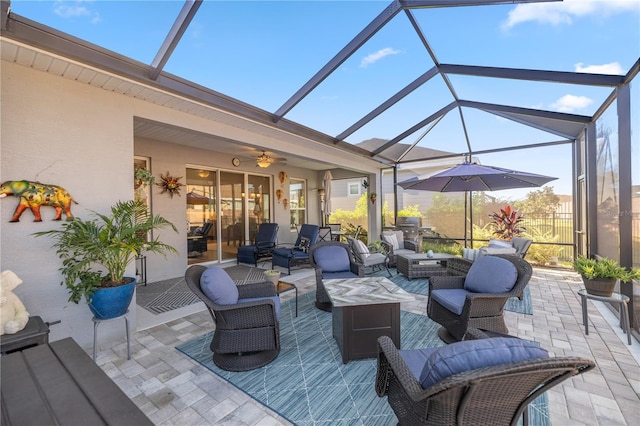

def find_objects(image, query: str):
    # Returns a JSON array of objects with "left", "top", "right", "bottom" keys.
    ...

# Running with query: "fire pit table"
[{"left": 396, "top": 253, "right": 455, "bottom": 280}]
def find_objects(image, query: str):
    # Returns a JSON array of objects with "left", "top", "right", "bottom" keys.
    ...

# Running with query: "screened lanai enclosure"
[{"left": 1, "top": 1, "right": 638, "bottom": 337}]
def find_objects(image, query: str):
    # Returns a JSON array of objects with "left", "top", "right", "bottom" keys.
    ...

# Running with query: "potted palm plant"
[
  {"left": 35, "top": 200, "right": 177, "bottom": 319},
  {"left": 573, "top": 256, "right": 639, "bottom": 297}
]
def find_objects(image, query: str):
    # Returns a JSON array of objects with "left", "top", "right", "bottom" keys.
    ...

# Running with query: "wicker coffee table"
[{"left": 396, "top": 253, "right": 455, "bottom": 280}]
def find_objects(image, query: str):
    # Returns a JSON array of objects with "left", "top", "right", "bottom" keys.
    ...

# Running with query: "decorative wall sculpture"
[
  {"left": 0, "top": 180, "right": 77, "bottom": 222},
  {"left": 157, "top": 172, "right": 183, "bottom": 198},
  {"left": 278, "top": 171, "right": 288, "bottom": 187}
]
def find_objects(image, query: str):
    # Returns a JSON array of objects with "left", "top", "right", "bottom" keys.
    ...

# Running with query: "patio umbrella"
[
  {"left": 186, "top": 191, "right": 212, "bottom": 205},
  {"left": 323, "top": 170, "right": 333, "bottom": 226},
  {"left": 398, "top": 162, "right": 557, "bottom": 246},
  {"left": 398, "top": 162, "right": 557, "bottom": 192}
]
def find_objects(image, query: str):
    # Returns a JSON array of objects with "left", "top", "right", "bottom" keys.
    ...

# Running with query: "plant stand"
[
  {"left": 578, "top": 289, "right": 631, "bottom": 345},
  {"left": 92, "top": 310, "right": 131, "bottom": 361}
]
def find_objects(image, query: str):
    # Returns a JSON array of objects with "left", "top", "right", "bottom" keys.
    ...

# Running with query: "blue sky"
[{"left": 11, "top": 0, "right": 640, "bottom": 197}]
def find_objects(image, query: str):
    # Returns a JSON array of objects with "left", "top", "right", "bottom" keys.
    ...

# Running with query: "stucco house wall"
[{"left": 0, "top": 60, "right": 327, "bottom": 347}]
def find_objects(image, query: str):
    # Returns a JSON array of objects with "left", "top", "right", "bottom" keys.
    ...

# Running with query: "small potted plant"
[
  {"left": 35, "top": 200, "right": 178, "bottom": 319},
  {"left": 263, "top": 269, "right": 281, "bottom": 286},
  {"left": 573, "top": 256, "right": 639, "bottom": 297}
]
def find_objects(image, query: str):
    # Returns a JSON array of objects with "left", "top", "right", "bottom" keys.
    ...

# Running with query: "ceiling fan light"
[
  {"left": 256, "top": 151, "right": 272, "bottom": 168},
  {"left": 198, "top": 170, "right": 210, "bottom": 178}
]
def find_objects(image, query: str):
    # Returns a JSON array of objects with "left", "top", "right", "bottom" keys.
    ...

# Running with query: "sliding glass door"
[{"left": 187, "top": 167, "right": 272, "bottom": 264}]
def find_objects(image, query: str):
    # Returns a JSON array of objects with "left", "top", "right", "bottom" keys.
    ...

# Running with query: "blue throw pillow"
[
  {"left": 418, "top": 337, "right": 548, "bottom": 389},
  {"left": 315, "top": 246, "right": 350, "bottom": 272},
  {"left": 200, "top": 267, "right": 239, "bottom": 305},
  {"left": 464, "top": 256, "right": 517, "bottom": 293}
]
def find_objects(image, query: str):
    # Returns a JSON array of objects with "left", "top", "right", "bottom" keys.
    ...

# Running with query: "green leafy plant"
[
  {"left": 489, "top": 205, "right": 525, "bottom": 240},
  {"left": 134, "top": 167, "right": 155, "bottom": 187},
  {"left": 35, "top": 200, "right": 178, "bottom": 303},
  {"left": 573, "top": 256, "right": 640, "bottom": 281}
]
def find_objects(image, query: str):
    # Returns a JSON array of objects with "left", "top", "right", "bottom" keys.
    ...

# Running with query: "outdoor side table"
[
  {"left": 0, "top": 316, "right": 50, "bottom": 354},
  {"left": 92, "top": 310, "right": 131, "bottom": 361},
  {"left": 578, "top": 289, "right": 631, "bottom": 345}
]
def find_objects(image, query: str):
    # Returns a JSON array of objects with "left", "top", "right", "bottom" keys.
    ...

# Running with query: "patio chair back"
[
  {"left": 318, "top": 226, "right": 332, "bottom": 242},
  {"left": 376, "top": 335, "right": 595, "bottom": 426}
]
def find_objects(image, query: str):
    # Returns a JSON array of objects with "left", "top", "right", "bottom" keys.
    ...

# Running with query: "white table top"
[
  {"left": 323, "top": 277, "right": 415, "bottom": 307},
  {"left": 398, "top": 252, "right": 455, "bottom": 261}
]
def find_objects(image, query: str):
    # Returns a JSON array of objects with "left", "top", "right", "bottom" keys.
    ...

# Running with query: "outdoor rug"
[
  {"left": 137, "top": 265, "right": 268, "bottom": 315},
  {"left": 176, "top": 292, "right": 549, "bottom": 425}
]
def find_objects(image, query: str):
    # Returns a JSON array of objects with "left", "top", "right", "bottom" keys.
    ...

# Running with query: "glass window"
[
  {"left": 348, "top": 182, "right": 361, "bottom": 196},
  {"left": 290, "top": 178, "right": 306, "bottom": 231}
]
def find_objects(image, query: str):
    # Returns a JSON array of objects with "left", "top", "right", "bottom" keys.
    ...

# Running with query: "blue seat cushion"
[
  {"left": 418, "top": 337, "right": 549, "bottom": 389},
  {"left": 430, "top": 289, "right": 469, "bottom": 315},
  {"left": 238, "top": 296, "right": 280, "bottom": 320},
  {"left": 290, "top": 249, "right": 308, "bottom": 259},
  {"left": 315, "top": 246, "right": 350, "bottom": 272},
  {"left": 399, "top": 347, "right": 438, "bottom": 380},
  {"left": 464, "top": 256, "right": 518, "bottom": 294},
  {"left": 273, "top": 247, "right": 293, "bottom": 257},
  {"left": 323, "top": 271, "right": 359, "bottom": 280},
  {"left": 200, "top": 267, "right": 239, "bottom": 305}
]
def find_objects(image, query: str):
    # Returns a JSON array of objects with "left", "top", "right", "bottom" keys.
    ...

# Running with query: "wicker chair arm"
[
  {"left": 379, "top": 240, "right": 393, "bottom": 255},
  {"left": 464, "top": 294, "right": 511, "bottom": 317},
  {"left": 213, "top": 299, "right": 278, "bottom": 329},
  {"left": 376, "top": 336, "right": 427, "bottom": 399},
  {"left": 351, "top": 262, "right": 365, "bottom": 276},
  {"left": 429, "top": 275, "right": 466, "bottom": 290},
  {"left": 404, "top": 237, "right": 422, "bottom": 253},
  {"left": 237, "top": 281, "right": 277, "bottom": 298}
]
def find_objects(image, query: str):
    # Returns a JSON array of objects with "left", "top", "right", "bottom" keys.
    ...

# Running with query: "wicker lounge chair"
[
  {"left": 309, "top": 240, "right": 364, "bottom": 311},
  {"left": 427, "top": 254, "right": 532, "bottom": 342},
  {"left": 375, "top": 335, "right": 595, "bottom": 426},
  {"left": 346, "top": 236, "right": 391, "bottom": 277},
  {"left": 380, "top": 230, "right": 421, "bottom": 267},
  {"left": 185, "top": 265, "right": 280, "bottom": 372}
]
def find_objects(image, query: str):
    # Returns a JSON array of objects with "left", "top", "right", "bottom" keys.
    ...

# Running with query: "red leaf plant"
[{"left": 489, "top": 205, "right": 525, "bottom": 240}]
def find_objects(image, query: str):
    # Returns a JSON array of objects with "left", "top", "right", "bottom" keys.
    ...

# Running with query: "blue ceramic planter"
[{"left": 87, "top": 278, "right": 136, "bottom": 319}]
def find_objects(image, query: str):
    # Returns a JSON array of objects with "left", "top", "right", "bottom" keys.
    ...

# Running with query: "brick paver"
[{"left": 90, "top": 267, "right": 639, "bottom": 425}]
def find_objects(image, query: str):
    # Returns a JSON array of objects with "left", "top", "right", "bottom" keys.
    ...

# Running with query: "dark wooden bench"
[{"left": 1, "top": 337, "right": 152, "bottom": 425}]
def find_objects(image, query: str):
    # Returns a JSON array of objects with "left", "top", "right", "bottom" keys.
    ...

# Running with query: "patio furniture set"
[
  {"left": 184, "top": 249, "right": 597, "bottom": 425},
  {"left": 203, "top": 225, "right": 604, "bottom": 423}
]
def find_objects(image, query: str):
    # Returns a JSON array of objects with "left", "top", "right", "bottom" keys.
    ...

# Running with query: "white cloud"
[
  {"left": 360, "top": 47, "right": 401, "bottom": 68},
  {"left": 550, "top": 94, "right": 593, "bottom": 112},
  {"left": 502, "top": 0, "right": 638, "bottom": 30},
  {"left": 575, "top": 61, "right": 625, "bottom": 74},
  {"left": 54, "top": 1, "right": 101, "bottom": 24}
]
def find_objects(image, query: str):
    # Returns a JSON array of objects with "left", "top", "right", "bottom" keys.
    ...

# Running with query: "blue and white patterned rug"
[{"left": 176, "top": 292, "right": 548, "bottom": 425}]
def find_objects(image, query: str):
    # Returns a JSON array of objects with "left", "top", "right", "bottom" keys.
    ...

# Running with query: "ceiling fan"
[{"left": 255, "top": 150, "right": 286, "bottom": 168}]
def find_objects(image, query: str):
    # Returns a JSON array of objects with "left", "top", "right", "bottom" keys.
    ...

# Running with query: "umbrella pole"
[
  {"left": 464, "top": 191, "right": 468, "bottom": 248},
  {"left": 469, "top": 191, "right": 473, "bottom": 248}
]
